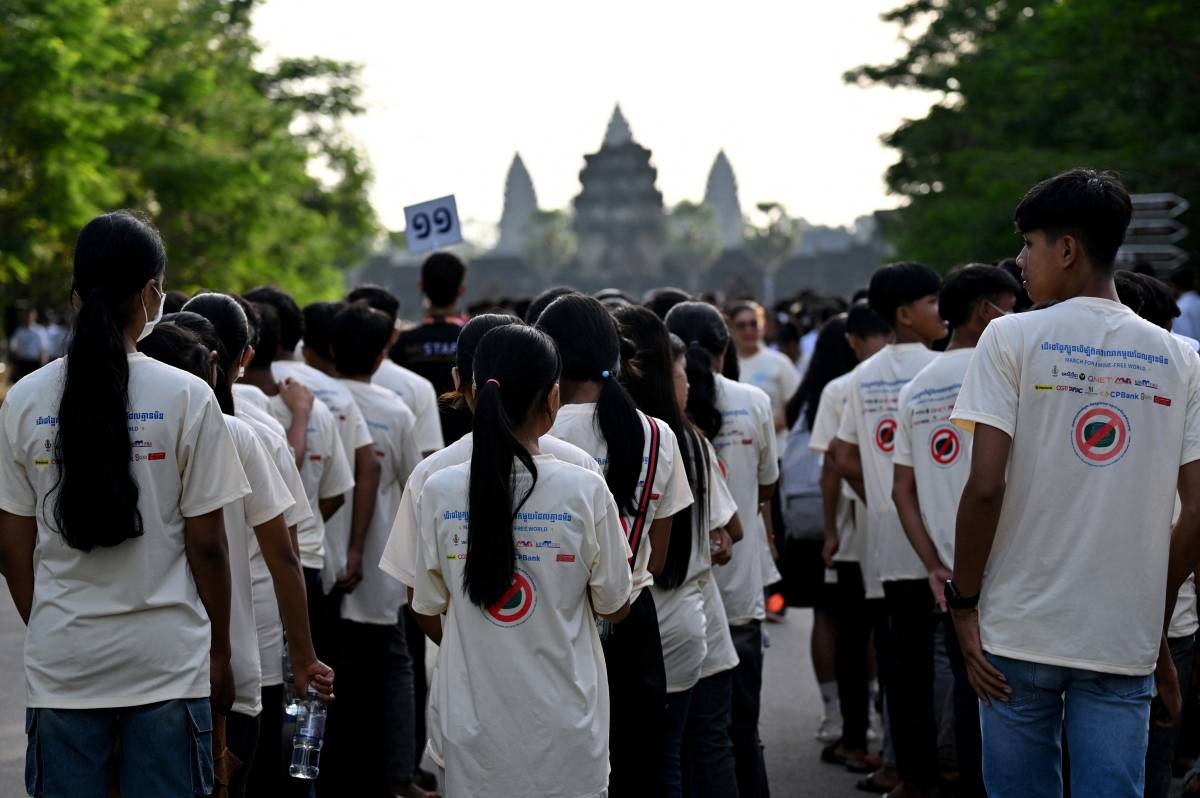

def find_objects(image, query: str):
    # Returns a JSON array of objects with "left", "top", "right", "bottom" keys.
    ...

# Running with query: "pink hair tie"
[{"left": 486, "top": 378, "right": 501, "bottom": 388}]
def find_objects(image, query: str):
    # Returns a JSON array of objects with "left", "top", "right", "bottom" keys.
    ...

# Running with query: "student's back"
[{"left": 953, "top": 297, "right": 1200, "bottom": 673}]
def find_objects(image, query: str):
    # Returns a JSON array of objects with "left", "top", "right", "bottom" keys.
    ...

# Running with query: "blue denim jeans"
[
  {"left": 980, "top": 653, "right": 1153, "bottom": 798},
  {"left": 664, "top": 689, "right": 694, "bottom": 798},
  {"left": 25, "top": 698, "right": 213, "bottom": 798},
  {"left": 1144, "top": 634, "right": 1194, "bottom": 798},
  {"left": 682, "top": 670, "right": 738, "bottom": 798}
]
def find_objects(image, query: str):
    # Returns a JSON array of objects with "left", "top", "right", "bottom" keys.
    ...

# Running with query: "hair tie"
[
  {"left": 601, "top": 370, "right": 611, "bottom": 379},
  {"left": 486, "top": 378, "right": 501, "bottom": 388}
]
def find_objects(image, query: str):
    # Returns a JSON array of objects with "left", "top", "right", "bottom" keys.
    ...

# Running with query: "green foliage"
[
  {"left": 744, "top": 202, "right": 800, "bottom": 270},
  {"left": 666, "top": 200, "right": 721, "bottom": 270},
  {"left": 0, "top": 0, "right": 377, "bottom": 307},
  {"left": 848, "top": 0, "right": 1200, "bottom": 269},
  {"left": 523, "top": 209, "right": 577, "bottom": 279}
]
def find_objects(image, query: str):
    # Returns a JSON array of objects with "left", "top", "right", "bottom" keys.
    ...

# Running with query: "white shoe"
[{"left": 816, "top": 715, "right": 843, "bottom": 744}]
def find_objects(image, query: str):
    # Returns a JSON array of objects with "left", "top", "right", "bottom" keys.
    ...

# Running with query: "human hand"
[
  {"left": 950, "top": 608, "right": 1010, "bottom": 705},
  {"left": 710, "top": 529, "right": 733, "bottom": 566},
  {"left": 278, "top": 378, "right": 314, "bottom": 416}
]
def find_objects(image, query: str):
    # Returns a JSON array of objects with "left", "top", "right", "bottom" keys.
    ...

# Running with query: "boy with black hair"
[
  {"left": 389, "top": 252, "right": 470, "bottom": 444},
  {"left": 891, "top": 264, "right": 1019, "bottom": 798},
  {"left": 348, "top": 285, "right": 443, "bottom": 458},
  {"left": 834, "top": 261, "right": 947, "bottom": 798},
  {"left": 949, "top": 168, "right": 1200, "bottom": 798}
]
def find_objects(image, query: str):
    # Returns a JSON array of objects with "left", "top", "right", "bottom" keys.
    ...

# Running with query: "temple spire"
[
  {"left": 603, "top": 103, "right": 633, "bottom": 147},
  {"left": 704, "top": 149, "right": 744, "bottom": 250},
  {"left": 495, "top": 152, "right": 538, "bottom": 256}
]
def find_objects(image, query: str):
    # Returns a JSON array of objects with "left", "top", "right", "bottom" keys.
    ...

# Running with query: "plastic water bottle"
[
  {"left": 288, "top": 686, "right": 326, "bottom": 780},
  {"left": 282, "top": 648, "right": 301, "bottom": 717}
]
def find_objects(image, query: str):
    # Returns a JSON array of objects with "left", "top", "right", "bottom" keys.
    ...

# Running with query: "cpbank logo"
[{"left": 484, "top": 568, "right": 537, "bottom": 628}]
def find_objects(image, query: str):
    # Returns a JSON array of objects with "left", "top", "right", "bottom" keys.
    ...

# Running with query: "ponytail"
[
  {"left": 664, "top": 302, "right": 732, "bottom": 443},
  {"left": 54, "top": 211, "right": 165, "bottom": 551},
  {"left": 181, "top": 293, "right": 250, "bottom": 417},
  {"left": 463, "top": 326, "right": 561, "bottom": 608},
  {"left": 594, "top": 375, "right": 645, "bottom": 515}
]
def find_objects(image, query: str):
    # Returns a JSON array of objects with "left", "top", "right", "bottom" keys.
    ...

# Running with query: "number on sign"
[{"left": 412, "top": 213, "right": 431, "bottom": 240}]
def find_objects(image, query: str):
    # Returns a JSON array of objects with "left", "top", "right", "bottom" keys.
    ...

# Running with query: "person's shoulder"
[
  {"left": 539, "top": 456, "right": 610, "bottom": 498},
  {"left": 422, "top": 459, "right": 470, "bottom": 497},
  {"left": 540, "top": 433, "right": 596, "bottom": 468},
  {"left": 411, "top": 435, "right": 473, "bottom": 483},
  {"left": 3, "top": 359, "right": 65, "bottom": 405},
  {"left": 825, "top": 369, "right": 856, "bottom": 397},
  {"left": 222, "top": 413, "right": 260, "bottom": 456},
  {"left": 765, "top": 347, "right": 796, "bottom": 369}
]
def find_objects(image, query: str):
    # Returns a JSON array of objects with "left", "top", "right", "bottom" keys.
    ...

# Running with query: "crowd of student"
[{"left": 0, "top": 166, "right": 1198, "bottom": 798}]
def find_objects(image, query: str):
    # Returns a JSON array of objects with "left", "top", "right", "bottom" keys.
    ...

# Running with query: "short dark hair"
[
  {"left": 1014, "top": 168, "right": 1132, "bottom": 271},
  {"left": 249, "top": 302, "right": 281, "bottom": 369},
  {"left": 421, "top": 252, "right": 466, "bottom": 307},
  {"left": 643, "top": 287, "right": 691, "bottom": 320},
  {"left": 347, "top": 284, "right": 400, "bottom": 323},
  {"left": 845, "top": 304, "right": 891, "bottom": 338},
  {"left": 332, "top": 305, "right": 393, "bottom": 377},
  {"left": 1169, "top": 266, "right": 1195, "bottom": 293},
  {"left": 245, "top": 286, "right": 303, "bottom": 351},
  {"left": 302, "top": 301, "right": 345, "bottom": 361},
  {"left": 525, "top": 286, "right": 577, "bottom": 324},
  {"left": 938, "top": 264, "right": 1022, "bottom": 328},
  {"left": 1115, "top": 271, "right": 1180, "bottom": 330},
  {"left": 867, "top": 261, "right": 942, "bottom": 327}
]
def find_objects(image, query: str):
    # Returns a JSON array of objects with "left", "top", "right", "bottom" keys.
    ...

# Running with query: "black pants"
[
  {"left": 404, "top": 604, "right": 429, "bottom": 777},
  {"left": 729, "top": 621, "right": 769, "bottom": 798},
  {"left": 682, "top": 669, "right": 739, "bottom": 798},
  {"left": 833, "top": 562, "right": 888, "bottom": 751},
  {"left": 304, "top": 567, "right": 335, "bottom": 662},
  {"left": 944, "top": 614, "right": 985, "bottom": 798},
  {"left": 318, "top": 620, "right": 393, "bottom": 798},
  {"left": 882, "top": 579, "right": 939, "bottom": 789},
  {"left": 225, "top": 711, "right": 260, "bottom": 798},
  {"left": 246, "top": 683, "right": 310, "bottom": 797},
  {"left": 386, "top": 605, "right": 417, "bottom": 786},
  {"left": 603, "top": 589, "right": 668, "bottom": 797}
]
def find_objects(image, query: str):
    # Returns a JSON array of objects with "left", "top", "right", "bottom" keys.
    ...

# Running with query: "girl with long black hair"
[
  {"left": 0, "top": 211, "right": 249, "bottom": 796},
  {"left": 537, "top": 294, "right": 694, "bottom": 797},
  {"left": 665, "top": 301, "right": 779, "bottom": 798},
  {"left": 410, "top": 324, "right": 631, "bottom": 798},
  {"left": 613, "top": 306, "right": 742, "bottom": 798}
]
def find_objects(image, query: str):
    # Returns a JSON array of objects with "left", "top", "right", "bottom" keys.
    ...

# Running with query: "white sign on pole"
[
  {"left": 403, "top": 195, "right": 463, "bottom": 254},
  {"left": 1119, "top": 192, "right": 1190, "bottom": 272}
]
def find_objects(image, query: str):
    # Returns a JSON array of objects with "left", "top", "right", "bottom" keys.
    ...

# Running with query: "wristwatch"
[{"left": 944, "top": 579, "right": 980, "bottom": 611}]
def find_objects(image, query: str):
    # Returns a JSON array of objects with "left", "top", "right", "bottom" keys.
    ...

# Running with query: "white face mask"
[{"left": 137, "top": 283, "right": 164, "bottom": 343}]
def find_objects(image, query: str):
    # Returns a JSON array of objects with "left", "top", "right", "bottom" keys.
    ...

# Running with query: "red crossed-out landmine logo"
[
  {"left": 874, "top": 417, "right": 897, "bottom": 454},
  {"left": 928, "top": 425, "right": 962, "bottom": 467},
  {"left": 484, "top": 568, "right": 537, "bottom": 628},
  {"left": 1070, "top": 402, "right": 1131, "bottom": 467}
]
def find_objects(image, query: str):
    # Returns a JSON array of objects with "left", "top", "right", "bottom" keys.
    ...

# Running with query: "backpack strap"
[{"left": 626, "top": 417, "right": 662, "bottom": 565}]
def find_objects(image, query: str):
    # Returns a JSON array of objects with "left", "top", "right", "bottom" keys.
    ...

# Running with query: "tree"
[
  {"left": 666, "top": 200, "right": 722, "bottom": 271},
  {"left": 523, "top": 209, "right": 577, "bottom": 282},
  {"left": 744, "top": 202, "right": 800, "bottom": 271},
  {"left": 0, "top": 0, "right": 377, "bottom": 308},
  {"left": 847, "top": 0, "right": 1200, "bottom": 269}
]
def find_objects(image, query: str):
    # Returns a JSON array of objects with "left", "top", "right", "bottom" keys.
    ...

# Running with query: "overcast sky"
[{"left": 253, "top": 0, "right": 936, "bottom": 235}]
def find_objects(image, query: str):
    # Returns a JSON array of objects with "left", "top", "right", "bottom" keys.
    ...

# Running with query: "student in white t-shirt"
[
  {"left": 665, "top": 301, "right": 779, "bottom": 798},
  {"left": 949, "top": 170, "right": 1200, "bottom": 798},
  {"left": 411, "top": 324, "right": 632, "bottom": 798},
  {"left": 891, "top": 265, "right": 1019, "bottom": 798},
  {"left": 313, "top": 304, "right": 420, "bottom": 795},
  {"left": 347, "top": 284, "right": 445, "bottom": 457},
  {"left": 833, "top": 261, "right": 946, "bottom": 798},
  {"left": 378, "top": 313, "right": 606, "bottom": 793},
  {"left": 730, "top": 300, "right": 802, "bottom": 455},
  {"left": 537, "top": 294, "right": 694, "bottom": 796},
  {"left": 797, "top": 307, "right": 890, "bottom": 774},
  {"left": 0, "top": 212, "right": 248, "bottom": 797}
]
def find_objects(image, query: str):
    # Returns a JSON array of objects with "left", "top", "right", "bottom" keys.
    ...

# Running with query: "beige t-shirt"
[
  {"left": 412, "top": 456, "right": 632, "bottom": 798},
  {"left": 0, "top": 355, "right": 251, "bottom": 709},
  {"left": 951, "top": 297, "right": 1200, "bottom": 675},
  {"left": 549, "top": 403, "right": 694, "bottom": 603},
  {"left": 837, "top": 343, "right": 938, "bottom": 584},
  {"left": 222, "top": 415, "right": 296, "bottom": 716},
  {"left": 711, "top": 376, "right": 779, "bottom": 624},
  {"left": 893, "top": 348, "right": 975, "bottom": 571},
  {"left": 739, "top": 346, "right": 802, "bottom": 455},
  {"left": 373, "top": 359, "right": 444, "bottom": 455}
]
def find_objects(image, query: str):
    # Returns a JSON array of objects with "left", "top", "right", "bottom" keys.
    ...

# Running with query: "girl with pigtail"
[
  {"left": 410, "top": 324, "right": 631, "bottom": 798},
  {"left": 537, "top": 294, "right": 695, "bottom": 797}
]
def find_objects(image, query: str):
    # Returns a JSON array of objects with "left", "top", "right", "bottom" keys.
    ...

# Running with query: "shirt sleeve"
[
  {"left": 0, "top": 401, "right": 35, "bottom": 516},
  {"left": 394, "top": 405, "right": 422, "bottom": 488},
  {"left": 268, "top": 435, "right": 312, "bottom": 528},
  {"left": 344, "top": 400, "right": 374, "bottom": 451},
  {"left": 180, "top": 393, "right": 251, "bottom": 518},
  {"left": 412, "top": 378, "right": 444, "bottom": 454},
  {"left": 778, "top": 354, "right": 802, "bottom": 406},
  {"left": 892, "top": 383, "right": 915, "bottom": 468},
  {"left": 654, "top": 423, "right": 695, "bottom": 519},
  {"left": 379, "top": 474, "right": 420, "bottom": 588},
  {"left": 241, "top": 432, "right": 299, "bottom": 528},
  {"left": 836, "top": 373, "right": 862, "bottom": 445},
  {"left": 756, "top": 393, "right": 780, "bottom": 485},
  {"left": 318, "top": 416, "right": 356, "bottom": 500},
  {"left": 587, "top": 483, "right": 634, "bottom": 615},
  {"left": 809, "top": 381, "right": 845, "bottom": 453},
  {"left": 950, "top": 321, "right": 1019, "bottom": 436},
  {"left": 410, "top": 488, "right": 450, "bottom": 617},
  {"left": 705, "top": 440, "right": 739, "bottom": 531},
  {"left": 1180, "top": 348, "right": 1200, "bottom": 466}
]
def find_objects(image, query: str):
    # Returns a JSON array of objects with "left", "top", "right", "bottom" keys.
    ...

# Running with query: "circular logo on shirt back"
[
  {"left": 874, "top": 417, "right": 897, "bottom": 454},
  {"left": 928, "top": 425, "right": 962, "bottom": 467},
  {"left": 1070, "top": 402, "right": 1131, "bottom": 467},
  {"left": 484, "top": 569, "right": 537, "bottom": 628}
]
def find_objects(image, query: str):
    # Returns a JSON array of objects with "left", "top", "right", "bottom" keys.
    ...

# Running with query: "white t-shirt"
[
  {"left": 272, "top": 360, "right": 373, "bottom": 593},
  {"left": 338, "top": 380, "right": 420, "bottom": 625},
  {"left": 373, "top": 359, "right": 444, "bottom": 454},
  {"left": 711, "top": 376, "right": 779, "bottom": 624},
  {"left": 836, "top": 343, "right": 938, "bottom": 584},
  {"left": 951, "top": 297, "right": 1200, "bottom": 675},
  {"left": 549, "top": 403, "right": 694, "bottom": 603},
  {"left": 739, "top": 346, "right": 801, "bottom": 455},
  {"left": 222, "top": 415, "right": 296, "bottom": 716},
  {"left": 412, "top": 456, "right": 632, "bottom": 798},
  {"left": 231, "top": 383, "right": 286, "bottom": 440},
  {"left": 893, "top": 348, "right": 974, "bottom": 571},
  {"left": 0, "top": 355, "right": 251, "bottom": 709},
  {"left": 265, "top": 397, "right": 355, "bottom": 571},
  {"left": 378, "top": 430, "right": 609, "bottom": 772},
  {"left": 651, "top": 435, "right": 740, "bottom": 692}
]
